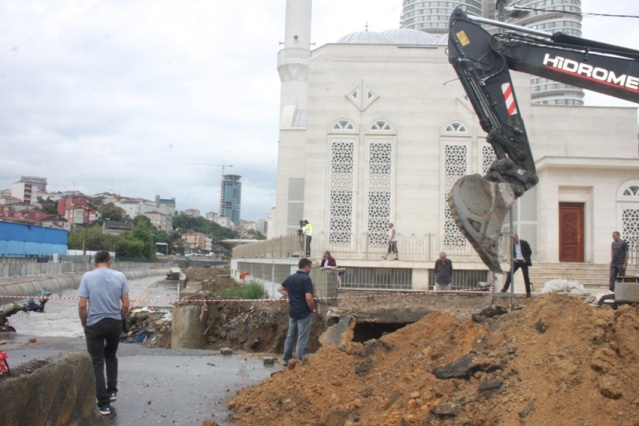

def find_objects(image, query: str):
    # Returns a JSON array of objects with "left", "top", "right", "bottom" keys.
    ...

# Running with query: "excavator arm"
[{"left": 447, "top": 6, "right": 639, "bottom": 272}]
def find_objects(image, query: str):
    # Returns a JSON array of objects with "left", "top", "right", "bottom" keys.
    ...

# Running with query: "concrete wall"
[
  {"left": 0, "top": 260, "right": 168, "bottom": 279},
  {"left": 0, "top": 269, "right": 166, "bottom": 304},
  {"left": 0, "top": 352, "right": 104, "bottom": 426}
]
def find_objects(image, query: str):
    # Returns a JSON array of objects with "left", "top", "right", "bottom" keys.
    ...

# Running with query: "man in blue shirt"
[
  {"left": 278, "top": 258, "right": 315, "bottom": 366},
  {"left": 78, "top": 251, "right": 130, "bottom": 416}
]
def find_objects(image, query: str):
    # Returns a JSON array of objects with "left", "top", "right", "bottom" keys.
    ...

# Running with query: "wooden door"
[{"left": 559, "top": 202, "right": 584, "bottom": 262}]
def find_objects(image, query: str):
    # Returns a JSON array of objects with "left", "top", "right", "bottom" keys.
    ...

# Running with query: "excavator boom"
[{"left": 447, "top": 6, "right": 639, "bottom": 272}]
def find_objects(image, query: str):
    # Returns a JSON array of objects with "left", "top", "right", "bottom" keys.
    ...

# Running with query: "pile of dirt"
[
  {"left": 182, "top": 267, "right": 236, "bottom": 294},
  {"left": 227, "top": 294, "right": 639, "bottom": 425}
]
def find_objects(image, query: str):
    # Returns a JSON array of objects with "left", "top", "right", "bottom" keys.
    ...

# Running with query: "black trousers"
[
  {"left": 305, "top": 236, "right": 312, "bottom": 257},
  {"left": 502, "top": 262, "right": 531, "bottom": 295},
  {"left": 85, "top": 318, "right": 121, "bottom": 405}
]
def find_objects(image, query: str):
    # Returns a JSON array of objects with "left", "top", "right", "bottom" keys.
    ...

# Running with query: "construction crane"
[
  {"left": 186, "top": 161, "right": 234, "bottom": 215},
  {"left": 187, "top": 161, "right": 234, "bottom": 178}
]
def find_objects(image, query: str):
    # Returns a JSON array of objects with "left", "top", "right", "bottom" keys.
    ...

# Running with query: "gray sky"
[{"left": 0, "top": 1, "right": 636, "bottom": 221}]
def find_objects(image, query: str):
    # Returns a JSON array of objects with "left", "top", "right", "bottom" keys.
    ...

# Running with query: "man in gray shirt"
[
  {"left": 609, "top": 231, "right": 629, "bottom": 291},
  {"left": 78, "top": 251, "right": 130, "bottom": 416}
]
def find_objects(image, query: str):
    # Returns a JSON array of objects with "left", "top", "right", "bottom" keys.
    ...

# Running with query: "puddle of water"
[{"left": 5, "top": 276, "right": 169, "bottom": 337}]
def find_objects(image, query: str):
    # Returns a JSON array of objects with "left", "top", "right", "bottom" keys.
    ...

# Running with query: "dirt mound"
[
  {"left": 182, "top": 267, "right": 236, "bottom": 294},
  {"left": 227, "top": 294, "right": 639, "bottom": 425}
]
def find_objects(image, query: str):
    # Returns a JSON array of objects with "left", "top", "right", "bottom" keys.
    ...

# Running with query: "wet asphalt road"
[{"left": 1, "top": 276, "right": 283, "bottom": 425}]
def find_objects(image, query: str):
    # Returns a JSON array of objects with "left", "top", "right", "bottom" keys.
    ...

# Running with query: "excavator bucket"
[{"left": 448, "top": 174, "right": 515, "bottom": 273}]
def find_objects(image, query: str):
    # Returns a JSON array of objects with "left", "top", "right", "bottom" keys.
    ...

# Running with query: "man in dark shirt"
[
  {"left": 278, "top": 258, "right": 315, "bottom": 366},
  {"left": 609, "top": 231, "right": 629, "bottom": 291},
  {"left": 434, "top": 252, "right": 453, "bottom": 291}
]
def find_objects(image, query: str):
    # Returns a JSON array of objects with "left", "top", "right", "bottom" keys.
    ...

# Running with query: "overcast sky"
[{"left": 1, "top": 1, "right": 637, "bottom": 221}]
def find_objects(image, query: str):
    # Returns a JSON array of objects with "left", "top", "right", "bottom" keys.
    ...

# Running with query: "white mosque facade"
[{"left": 249, "top": 0, "right": 639, "bottom": 291}]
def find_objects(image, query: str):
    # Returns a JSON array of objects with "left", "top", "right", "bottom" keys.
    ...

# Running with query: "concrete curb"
[{"left": 0, "top": 351, "right": 104, "bottom": 426}]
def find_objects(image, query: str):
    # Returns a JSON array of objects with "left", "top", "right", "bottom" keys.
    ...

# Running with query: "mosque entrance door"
[{"left": 559, "top": 202, "right": 584, "bottom": 262}]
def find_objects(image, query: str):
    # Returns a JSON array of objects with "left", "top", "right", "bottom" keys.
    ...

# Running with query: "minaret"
[
  {"left": 273, "top": 0, "right": 313, "bottom": 237},
  {"left": 277, "top": 0, "right": 312, "bottom": 127}
]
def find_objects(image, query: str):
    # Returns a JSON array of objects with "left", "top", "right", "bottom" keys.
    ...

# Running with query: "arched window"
[
  {"left": 330, "top": 119, "right": 356, "bottom": 133},
  {"left": 441, "top": 121, "right": 469, "bottom": 135},
  {"left": 368, "top": 120, "right": 394, "bottom": 133}
]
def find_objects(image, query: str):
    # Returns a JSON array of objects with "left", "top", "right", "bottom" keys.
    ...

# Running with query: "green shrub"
[{"left": 220, "top": 281, "right": 266, "bottom": 299}]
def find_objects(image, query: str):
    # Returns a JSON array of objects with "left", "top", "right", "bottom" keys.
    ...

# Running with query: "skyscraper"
[
  {"left": 402, "top": 0, "right": 483, "bottom": 33},
  {"left": 507, "top": 0, "right": 584, "bottom": 105},
  {"left": 402, "top": 0, "right": 584, "bottom": 105},
  {"left": 220, "top": 174, "right": 241, "bottom": 226}
]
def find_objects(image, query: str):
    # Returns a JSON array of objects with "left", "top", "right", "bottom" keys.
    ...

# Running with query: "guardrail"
[{"left": 233, "top": 231, "right": 510, "bottom": 264}]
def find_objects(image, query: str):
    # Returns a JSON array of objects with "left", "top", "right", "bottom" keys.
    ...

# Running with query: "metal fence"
[{"left": 233, "top": 231, "right": 509, "bottom": 264}]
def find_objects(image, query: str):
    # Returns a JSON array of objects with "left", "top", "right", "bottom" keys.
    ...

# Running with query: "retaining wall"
[
  {"left": 0, "top": 269, "right": 166, "bottom": 304},
  {"left": 0, "top": 260, "right": 168, "bottom": 280},
  {"left": 0, "top": 351, "right": 104, "bottom": 426}
]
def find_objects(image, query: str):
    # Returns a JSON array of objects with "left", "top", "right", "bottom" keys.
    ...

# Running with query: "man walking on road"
[
  {"left": 78, "top": 250, "right": 130, "bottom": 416},
  {"left": 278, "top": 258, "right": 315, "bottom": 366}
]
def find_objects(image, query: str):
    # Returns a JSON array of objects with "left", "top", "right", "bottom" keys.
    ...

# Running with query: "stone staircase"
[{"left": 527, "top": 262, "right": 639, "bottom": 292}]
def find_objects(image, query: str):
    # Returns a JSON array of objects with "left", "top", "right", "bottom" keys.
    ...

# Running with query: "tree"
[
  {"left": 171, "top": 213, "right": 238, "bottom": 242},
  {"left": 97, "top": 202, "right": 127, "bottom": 225},
  {"left": 67, "top": 226, "right": 114, "bottom": 251}
]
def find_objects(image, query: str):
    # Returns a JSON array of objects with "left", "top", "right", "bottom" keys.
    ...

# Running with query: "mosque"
[{"left": 240, "top": 0, "right": 639, "bottom": 291}]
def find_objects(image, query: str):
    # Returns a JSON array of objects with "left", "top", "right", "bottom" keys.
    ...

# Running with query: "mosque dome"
[{"left": 337, "top": 28, "right": 446, "bottom": 46}]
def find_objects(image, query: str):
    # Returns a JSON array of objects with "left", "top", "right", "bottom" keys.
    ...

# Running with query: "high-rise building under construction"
[{"left": 220, "top": 174, "right": 241, "bottom": 226}]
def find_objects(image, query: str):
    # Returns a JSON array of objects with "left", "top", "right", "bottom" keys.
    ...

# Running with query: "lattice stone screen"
[
  {"left": 618, "top": 184, "right": 639, "bottom": 251},
  {"left": 367, "top": 140, "right": 392, "bottom": 247},
  {"left": 622, "top": 208, "right": 639, "bottom": 251},
  {"left": 443, "top": 143, "right": 469, "bottom": 248},
  {"left": 481, "top": 143, "right": 496, "bottom": 175},
  {"left": 329, "top": 139, "right": 355, "bottom": 246}
]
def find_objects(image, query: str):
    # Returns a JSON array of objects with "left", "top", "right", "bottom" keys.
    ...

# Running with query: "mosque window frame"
[
  {"left": 329, "top": 119, "right": 357, "bottom": 134},
  {"left": 617, "top": 181, "right": 639, "bottom": 201},
  {"left": 366, "top": 120, "right": 395, "bottom": 134},
  {"left": 616, "top": 180, "right": 639, "bottom": 252},
  {"left": 441, "top": 120, "right": 469, "bottom": 136}
]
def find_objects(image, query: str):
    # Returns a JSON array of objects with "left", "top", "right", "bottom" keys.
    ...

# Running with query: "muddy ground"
[{"left": 126, "top": 268, "right": 639, "bottom": 425}]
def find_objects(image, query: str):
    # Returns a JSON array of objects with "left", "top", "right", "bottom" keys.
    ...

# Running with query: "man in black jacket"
[{"left": 500, "top": 234, "right": 533, "bottom": 297}]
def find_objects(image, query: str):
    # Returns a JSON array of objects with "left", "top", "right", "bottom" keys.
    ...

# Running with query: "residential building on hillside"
[
  {"left": 155, "top": 195, "right": 176, "bottom": 216},
  {"left": 185, "top": 208, "right": 200, "bottom": 218},
  {"left": 58, "top": 197, "right": 97, "bottom": 232},
  {"left": 11, "top": 176, "right": 47, "bottom": 205},
  {"left": 182, "top": 232, "right": 212, "bottom": 252},
  {"left": 215, "top": 216, "right": 233, "bottom": 229},
  {"left": 143, "top": 211, "right": 173, "bottom": 232},
  {"left": 206, "top": 211, "right": 218, "bottom": 221}
]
